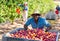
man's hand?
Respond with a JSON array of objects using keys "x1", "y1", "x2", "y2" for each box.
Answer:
[
  {"x1": 46, "y1": 27, "x2": 52, "y2": 32},
  {"x1": 43, "y1": 28, "x2": 46, "y2": 32},
  {"x1": 24, "y1": 25, "x2": 28, "y2": 30}
]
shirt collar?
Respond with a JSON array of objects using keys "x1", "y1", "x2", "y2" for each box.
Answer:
[{"x1": 32, "y1": 17, "x2": 41, "y2": 21}]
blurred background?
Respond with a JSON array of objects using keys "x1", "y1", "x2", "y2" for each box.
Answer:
[{"x1": 0, "y1": 0, "x2": 60, "y2": 41}]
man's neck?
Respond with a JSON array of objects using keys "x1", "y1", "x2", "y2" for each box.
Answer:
[{"x1": 34, "y1": 19, "x2": 38, "y2": 24}]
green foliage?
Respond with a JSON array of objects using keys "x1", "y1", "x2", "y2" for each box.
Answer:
[
  {"x1": 0, "y1": 0, "x2": 55, "y2": 23},
  {"x1": 28, "y1": 0, "x2": 55, "y2": 15},
  {"x1": 9, "y1": 13, "x2": 16, "y2": 24},
  {"x1": 0, "y1": 16, "x2": 6, "y2": 23}
]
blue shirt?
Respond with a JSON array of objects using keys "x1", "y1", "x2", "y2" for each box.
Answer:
[
  {"x1": 25, "y1": 17, "x2": 51, "y2": 29},
  {"x1": 19, "y1": 4, "x2": 28, "y2": 11},
  {"x1": 56, "y1": 6, "x2": 60, "y2": 11},
  {"x1": 24, "y1": 6, "x2": 28, "y2": 11}
]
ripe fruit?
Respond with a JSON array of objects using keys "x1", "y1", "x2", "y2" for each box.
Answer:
[{"x1": 10, "y1": 29, "x2": 57, "y2": 41}]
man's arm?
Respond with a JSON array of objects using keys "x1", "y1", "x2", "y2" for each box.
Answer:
[
  {"x1": 24, "y1": 18, "x2": 31, "y2": 30},
  {"x1": 44, "y1": 19, "x2": 52, "y2": 31},
  {"x1": 24, "y1": 25, "x2": 28, "y2": 30},
  {"x1": 18, "y1": 4, "x2": 24, "y2": 7},
  {"x1": 46, "y1": 26, "x2": 52, "y2": 31}
]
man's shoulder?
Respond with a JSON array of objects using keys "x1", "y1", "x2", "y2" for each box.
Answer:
[
  {"x1": 39, "y1": 17, "x2": 46, "y2": 20},
  {"x1": 28, "y1": 18, "x2": 33, "y2": 21}
]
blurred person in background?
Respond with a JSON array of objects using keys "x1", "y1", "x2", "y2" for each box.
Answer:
[
  {"x1": 56, "y1": 5, "x2": 60, "y2": 19},
  {"x1": 56, "y1": 5, "x2": 60, "y2": 11},
  {"x1": 45, "y1": 9, "x2": 56, "y2": 20},
  {"x1": 18, "y1": 2, "x2": 28, "y2": 22}
]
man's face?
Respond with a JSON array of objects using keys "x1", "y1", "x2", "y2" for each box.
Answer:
[
  {"x1": 24, "y1": 4, "x2": 27, "y2": 6},
  {"x1": 33, "y1": 15, "x2": 39, "y2": 20}
]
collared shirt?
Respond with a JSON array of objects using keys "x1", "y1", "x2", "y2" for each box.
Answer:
[
  {"x1": 25, "y1": 17, "x2": 51, "y2": 29},
  {"x1": 19, "y1": 4, "x2": 28, "y2": 11}
]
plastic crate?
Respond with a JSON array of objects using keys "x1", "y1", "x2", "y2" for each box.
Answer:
[{"x1": 2, "y1": 28, "x2": 59, "y2": 41}]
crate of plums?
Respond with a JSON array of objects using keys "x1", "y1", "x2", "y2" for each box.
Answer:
[{"x1": 2, "y1": 28, "x2": 59, "y2": 41}]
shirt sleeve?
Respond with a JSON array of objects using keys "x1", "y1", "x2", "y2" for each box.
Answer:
[
  {"x1": 44, "y1": 19, "x2": 51, "y2": 28},
  {"x1": 25, "y1": 19, "x2": 31, "y2": 26},
  {"x1": 18, "y1": 4, "x2": 24, "y2": 7}
]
